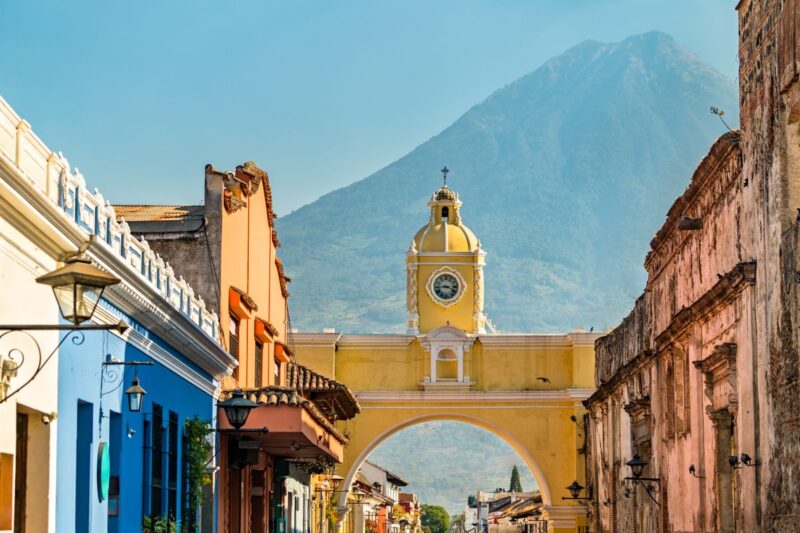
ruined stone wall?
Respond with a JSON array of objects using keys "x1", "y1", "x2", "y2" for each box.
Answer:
[
  {"x1": 738, "y1": 0, "x2": 800, "y2": 529},
  {"x1": 586, "y1": 1, "x2": 800, "y2": 530},
  {"x1": 585, "y1": 135, "x2": 758, "y2": 532}
]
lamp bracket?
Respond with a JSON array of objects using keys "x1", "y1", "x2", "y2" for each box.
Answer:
[
  {"x1": 0, "y1": 328, "x2": 86, "y2": 403},
  {"x1": 100, "y1": 357, "x2": 152, "y2": 397},
  {"x1": 623, "y1": 477, "x2": 661, "y2": 506}
]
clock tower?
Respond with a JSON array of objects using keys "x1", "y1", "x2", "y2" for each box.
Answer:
[{"x1": 406, "y1": 177, "x2": 486, "y2": 335}]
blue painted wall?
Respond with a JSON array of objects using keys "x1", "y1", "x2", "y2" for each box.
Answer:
[{"x1": 56, "y1": 300, "x2": 218, "y2": 533}]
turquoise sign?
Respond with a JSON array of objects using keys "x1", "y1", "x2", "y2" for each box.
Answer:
[{"x1": 97, "y1": 441, "x2": 110, "y2": 502}]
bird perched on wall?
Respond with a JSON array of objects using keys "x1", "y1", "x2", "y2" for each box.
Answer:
[{"x1": 537, "y1": 377, "x2": 550, "y2": 383}]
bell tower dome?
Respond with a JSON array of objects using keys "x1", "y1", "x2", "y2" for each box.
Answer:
[{"x1": 406, "y1": 170, "x2": 486, "y2": 335}]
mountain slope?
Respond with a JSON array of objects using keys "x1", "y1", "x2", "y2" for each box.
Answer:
[{"x1": 278, "y1": 31, "x2": 738, "y2": 333}]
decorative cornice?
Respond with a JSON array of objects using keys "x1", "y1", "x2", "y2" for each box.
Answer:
[
  {"x1": 646, "y1": 131, "x2": 741, "y2": 270},
  {"x1": 584, "y1": 350, "x2": 654, "y2": 408},
  {"x1": 356, "y1": 388, "x2": 594, "y2": 404},
  {"x1": 478, "y1": 332, "x2": 602, "y2": 348},
  {"x1": 88, "y1": 239, "x2": 236, "y2": 378},
  {"x1": 93, "y1": 305, "x2": 219, "y2": 395},
  {"x1": 0, "y1": 96, "x2": 222, "y2": 343},
  {"x1": 694, "y1": 342, "x2": 738, "y2": 411},
  {"x1": 275, "y1": 257, "x2": 290, "y2": 298},
  {"x1": 290, "y1": 332, "x2": 343, "y2": 346},
  {"x1": 655, "y1": 262, "x2": 755, "y2": 346},
  {"x1": 337, "y1": 334, "x2": 415, "y2": 348}
]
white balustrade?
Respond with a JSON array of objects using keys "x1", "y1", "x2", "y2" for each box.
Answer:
[{"x1": 0, "y1": 95, "x2": 220, "y2": 342}]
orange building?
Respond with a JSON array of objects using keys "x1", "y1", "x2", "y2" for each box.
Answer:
[{"x1": 117, "y1": 162, "x2": 358, "y2": 533}]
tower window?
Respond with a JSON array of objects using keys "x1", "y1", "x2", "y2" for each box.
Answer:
[{"x1": 441, "y1": 206, "x2": 449, "y2": 220}]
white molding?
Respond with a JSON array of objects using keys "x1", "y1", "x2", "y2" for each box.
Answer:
[
  {"x1": 477, "y1": 333, "x2": 602, "y2": 348},
  {"x1": 0, "y1": 96, "x2": 221, "y2": 342},
  {"x1": 355, "y1": 388, "x2": 595, "y2": 403},
  {"x1": 425, "y1": 266, "x2": 467, "y2": 308},
  {"x1": 290, "y1": 332, "x2": 342, "y2": 346},
  {"x1": 416, "y1": 251, "x2": 478, "y2": 258},
  {"x1": 87, "y1": 239, "x2": 236, "y2": 378},
  {"x1": 337, "y1": 334, "x2": 415, "y2": 347},
  {"x1": 93, "y1": 306, "x2": 219, "y2": 395}
]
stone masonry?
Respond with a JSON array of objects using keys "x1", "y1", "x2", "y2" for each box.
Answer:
[{"x1": 584, "y1": 1, "x2": 800, "y2": 531}]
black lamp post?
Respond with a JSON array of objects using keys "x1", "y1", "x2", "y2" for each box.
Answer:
[{"x1": 218, "y1": 389, "x2": 257, "y2": 430}]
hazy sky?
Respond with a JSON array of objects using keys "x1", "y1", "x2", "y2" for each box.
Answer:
[{"x1": 0, "y1": 1, "x2": 738, "y2": 214}]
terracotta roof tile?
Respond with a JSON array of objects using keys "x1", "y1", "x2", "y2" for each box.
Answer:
[
  {"x1": 114, "y1": 204, "x2": 204, "y2": 222},
  {"x1": 224, "y1": 386, "x2": 349, "y2": 443},
  {"x1": 287, "y1": 363, "x2": 361, "y2": 419}
]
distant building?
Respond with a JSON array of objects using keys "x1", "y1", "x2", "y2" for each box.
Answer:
[
  {"x1": 474, "y1": 492, "x2": 544, "y2": 533},
  {"x1": 348, "y1": 461, "x2": 418, "y2": 533}
]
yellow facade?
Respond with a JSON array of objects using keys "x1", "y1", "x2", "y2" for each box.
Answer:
[{"x1": 294, "y1": 183, "x2": 599, "y2": 532}]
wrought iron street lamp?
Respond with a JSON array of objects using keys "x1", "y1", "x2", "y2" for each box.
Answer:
[
  {"x1": 124, "y1": 374, "x2": 146, "y2": 412},
  {"x1": 627, "y1": 453, "x2": 647, "y2": 479},
  {"x1": 218, "y1": 389, "x2": 258, "y2": 430},
  {"x1": 562, "y1": 480, "x2": 592, "y2": 501},
  {"x1": 0, "y1": 252, "x2": 127, "y2": 403},
  {"x1": 35, "y1": 255, "x2": 120, "y2": 325},
  {"x1": 623, "y1": 452, "x2": 661, "y2": 505}
]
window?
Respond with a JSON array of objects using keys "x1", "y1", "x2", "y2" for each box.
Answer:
[
  {"x1": 151, "y1": 404, "x2": 164, "y2": 518},
  {"x1": 674, "y1": 348, "x2": 690, "y2": 435},
  {"x1": 181, "y1": 429, "x2": 191, "y2": 531},
  {"x1": 143, "y1": 420, "x2": 152, "y2": 513},
  {"x1": 168, "y1": 411, "x2": 179, "y2": 522},
  {"x1": 255, "y1": 341, "x2": 263, "y2": 388},
  {"x1": 441, "y1": 206, "x2": 449, "y2": 220},
  {"x1": 229, "y1": 316, "x2": 240, "y2": 379},
  {"x1": 663, "y1": 355, "x2": 675, "y2": 439},
  {"x1": 274, "y1": 357, "x2": 281, "y2": 386}
]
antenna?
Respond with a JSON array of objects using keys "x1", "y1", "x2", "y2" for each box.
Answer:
[{"x1": 710, "y1": 106, "x2": 732, "y2": 132}]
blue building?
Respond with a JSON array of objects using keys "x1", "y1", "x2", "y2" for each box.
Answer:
[{"x1": 52, "y1": 170, "x2": 234, "y2": 532}]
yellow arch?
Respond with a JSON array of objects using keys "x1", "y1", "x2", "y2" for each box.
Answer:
[{"x1": 338, "y1": 411, "x2": 553, "y2": 507}]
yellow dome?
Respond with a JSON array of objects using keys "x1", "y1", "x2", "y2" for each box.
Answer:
[
  {"x1": 413, "y1": 222, "x2": 479, "y2": 252},
  {"x1": 412, "y1": 185, "x2": 480, "y2": 253}
]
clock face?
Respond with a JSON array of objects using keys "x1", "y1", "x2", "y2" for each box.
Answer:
[{"x1": 433, "y1": 273, "x2": 460, "y2": 301}]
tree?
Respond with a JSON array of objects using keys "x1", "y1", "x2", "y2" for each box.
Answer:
[
  {"x1": 421, "y1": 504, "x2": 450, "y2": 533},
  {"x1": 508, "y1": 465, "x2": 523, "y2": 493},
  {"x1": 467, "y1": 495, "x2": 477, "y2": 508}
]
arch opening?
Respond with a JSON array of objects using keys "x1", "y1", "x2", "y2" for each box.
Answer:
[{"x1": 338, "y1": 413, "x2": 553, "y2": 510}]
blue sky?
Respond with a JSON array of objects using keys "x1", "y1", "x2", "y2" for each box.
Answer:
[{"x1": 0, "y1": 1, "x2": 738, "y2": 214}]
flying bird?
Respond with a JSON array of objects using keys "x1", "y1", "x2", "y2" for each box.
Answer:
[{"x1": 537, "y1": 377, "x2": 551, "y2": 383}]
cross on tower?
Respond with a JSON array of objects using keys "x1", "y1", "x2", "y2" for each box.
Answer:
[{"x1": 441, "y1": 166, "x2": 449, "y2": 187}]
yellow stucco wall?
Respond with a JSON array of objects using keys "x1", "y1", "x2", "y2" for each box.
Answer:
[
  {"x1": 415, "y1": 257, "x2": 476, "y2": 334},
  {"x1": 292, "y1": 332, "x2": 598, "y2": 532}
]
